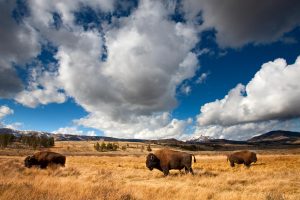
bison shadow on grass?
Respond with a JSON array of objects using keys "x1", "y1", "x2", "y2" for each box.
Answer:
[
  {"x1": 24, "y1": 151, "x2": 66, "y2": 169},
  {"x1": 146, "y1": 149, "x2": 196, "y2": 176}
]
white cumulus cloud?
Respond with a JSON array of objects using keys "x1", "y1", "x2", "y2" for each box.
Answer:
[
  {"x1": 53, "y1": 126, "x2": 96, "y2": 136},
  {"x1": 0, "y1": 105, "x2": 14, "y2": 119},
  {"x1": 196, "y1": 72, "x2": 209, "y2": 84},
  {"x1": 15, "y1": 63, "x2": 66, "y2": 108},
  {"x1": 198, "y1": 56, "x2": 300, "y2": 127},
  {"x1": 5, "y1": 0, "x2": 200, "y2": 138},
  {"x1": 6, "y1": 0, "x2": 300, "y2": 140},
  {"x1": 76, "y1": 112, "x2": 191, "y2": 139},
  {"x1": 52, "y1": 0, "x2": 199, "y2": 138}
]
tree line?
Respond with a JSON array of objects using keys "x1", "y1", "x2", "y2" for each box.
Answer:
[
  {"x1": 94, "y1": 141, "x2": 152, "y2": 152},
  {"x1": 0, "y1": 133, "x2": 15, "y2": 148},
  {"x1": 0, "y1": 133, "x2": 55, "y2": 149}
]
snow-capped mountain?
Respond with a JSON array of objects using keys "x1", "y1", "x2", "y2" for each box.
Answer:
[
  {"x1": 0, "y1": 128, "x2": 52, "y2": 138},
  {"x1": 187, "y1": 135, "x2": 215, "y2": 143}
]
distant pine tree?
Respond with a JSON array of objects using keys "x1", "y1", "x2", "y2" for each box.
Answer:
[
  {"x1": 113, "y1": 143, "x2": 119, "y2": 151},
  {"x1": 107, "y1": 142, "x2": 113, "y2": 150},
  {"x1": 94, "y1": 142, "x2": 100, "y2": 151},
  {"x1": 100, "y1": 142, "x2": 106, "y2": 151}
]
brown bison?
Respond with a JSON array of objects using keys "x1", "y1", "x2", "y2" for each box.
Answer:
[
  {"x1": 146, "y1": 149, "x2": 196, "y2": 176},
  {"x1": 24, "y1": 151, "x2": 66, "y2": 169},
  {"x1": 227, "y1": 150, "x2": 257, "y2": 167}
]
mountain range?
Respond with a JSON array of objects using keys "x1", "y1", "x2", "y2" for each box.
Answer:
[{"x1": 0, "y1": 128, "x2": 299, "y2": 149}]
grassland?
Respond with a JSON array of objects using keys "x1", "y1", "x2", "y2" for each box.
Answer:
[{"x1": 0, "y1": 141, "x2": 299, "y2": 200}]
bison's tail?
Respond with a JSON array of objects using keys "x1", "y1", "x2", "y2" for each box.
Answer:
[{"x1": 192, "y1": 155, "x2": 196, "y2": 163}]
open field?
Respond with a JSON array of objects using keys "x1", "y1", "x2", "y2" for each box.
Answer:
[{"x1": 0, "y1": 142, "x2": 300, "y2": 200}]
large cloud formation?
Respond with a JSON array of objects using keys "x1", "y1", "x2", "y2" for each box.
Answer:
[
  {"x1": 63, "y1": 1, "x2": 198, "y2": 118},
  {"x1": 56, "y1": 0, "x2": 198, "y2": 138},
  {"x1": 198, "y1": 57, "x2": 300, "y2": 126},
  {"x1": 182, "y1": 0, "x2": 300, "y2": 47},
  {"x1": 1, "y1": 0, "x2": 300, "y2": 139},
  {"x1": 0, "y1": 0, "x2": 40, "y2": 98},
  {"x1": 10, "y1": 0, "x2": 198, "y2": 138}
]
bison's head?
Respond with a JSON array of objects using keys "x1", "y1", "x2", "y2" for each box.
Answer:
[
  {"x1": 146, "y1": 153, "x2": 160, "y2": 171},
  {"x1": 24, "y1": 156, "x2": 38, "y2": 168}
]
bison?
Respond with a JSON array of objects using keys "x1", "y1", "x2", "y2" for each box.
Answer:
[
  {"x1": 24, "y1": 151, "x2": 66, "y2": 169},
  {"x1": 146, "y1": 149, "x2": 196, "y2": 176},
  {"x1": 227, "y1": 150, "x2": 257, "y2": 167}
]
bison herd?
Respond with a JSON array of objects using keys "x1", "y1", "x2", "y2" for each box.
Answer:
[{"x1": 24, "y1": 149, "x2": 257, "y2": 176}]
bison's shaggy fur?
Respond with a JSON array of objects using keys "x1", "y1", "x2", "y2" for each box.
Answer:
[
  {"x1": 227, "y1": 150, "x2": 257, "y2": 167},
  {"x1": 146, "y1": 149, "x2": 196, "y2": 176},
  {"x1": 24, "y1": 151, "x2": 66, "y2": 169}
]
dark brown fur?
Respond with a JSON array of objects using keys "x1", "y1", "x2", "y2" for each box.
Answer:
[
  {"x1": 146, "y1": 149, "x2": 196, "y2": 176},
  {"x1": 227, "y1": 150, "x2": 257, "y2": 168},
  {"x1": 24, "y1": 151, "x2": 66, "y2": 169}
]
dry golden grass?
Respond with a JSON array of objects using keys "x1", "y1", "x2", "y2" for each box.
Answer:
[{"x1": 0, "y1": 143, "x2": 299, "y2": 200}]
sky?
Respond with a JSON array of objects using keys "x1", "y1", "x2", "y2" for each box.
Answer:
[{"x1": 1, "y1": 0, "x2": 300, "y2": 140}]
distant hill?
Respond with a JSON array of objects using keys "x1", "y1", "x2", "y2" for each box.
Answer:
[
  {"x1": 1, "y1": 128, "x2": 299, "y2": 150},
  {"x1": 154, "y1": 138, "x2": 183, "y2": 145},
  {"x1": 0, "y1": 128, "x2": 52, "y2": 138},
  {"x1": 0, "y1": 128, "x2": 145, "y2": 142},
  {"x1": 247, "y1": 130, "x2": 300, "y2": 144},
  {"x1": 52, "y1": 133, "x2": 146, "y2": 142},
  {"x1": 182, "y1": 130, "x2": 300, "y2": 151},
  {"x1": 187, "y1": 137, "x2": 247, "y2": 145},
  {"x1": 188, "y1": 135, "x2": 215, "y2": 143}
]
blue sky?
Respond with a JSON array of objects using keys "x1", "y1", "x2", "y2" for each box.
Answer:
[{"x1": 1, "y1": 0, "x2": 300, "y2": 140}]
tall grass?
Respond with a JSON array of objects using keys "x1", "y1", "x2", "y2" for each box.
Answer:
[{"x1": 0, "y1": 151, "x2": 299, "y2": 200}]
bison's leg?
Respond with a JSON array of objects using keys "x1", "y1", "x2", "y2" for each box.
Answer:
[
  {"x1": 184, "y1": 166, "x2": 194, "y2": 175},
  {"x1": 40, "y1": 161, "x2": 48, "y2": 169},
  {"x1": 184, "y1": 167, "x2": 189, "y2": 174},
  {"x1": 244, "y1": 162, "x2": 251, "y2": 168},
  {"x1": 189, "y1": 168, "x2": 194, "y2": 175},
  {"x1": 162, "y1": 167, "x2": 169, "y2": 176},
  {"x1": 230, "y1": 161, "x2": 235, "y2": 167}
]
